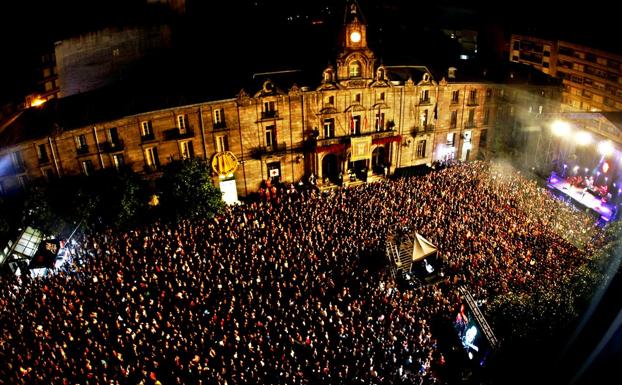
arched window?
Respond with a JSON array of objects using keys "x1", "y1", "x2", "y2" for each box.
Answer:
[
  {"x1": 349, "y1": 61, "x2": 361, "y2": 78},
  {"x1": 324, "y1": 71, "x2": 332, "y2": 82}
]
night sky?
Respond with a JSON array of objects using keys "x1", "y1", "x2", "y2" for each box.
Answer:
[{"x1": 0, "y1": 0, "x2": 617, "y2": 104}]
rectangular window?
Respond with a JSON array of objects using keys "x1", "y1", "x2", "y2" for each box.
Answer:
[
  {"x1": 323, "y1": 118, "x2": 335, "y2": 138},
  {"x1": 177, "y1": 114, "x2": 188, "y2": 134},
  {"x1": 81, "y1": 160, "x2": 94, "y2": 176},
  {"x1": 141, "y1": 121, "x2": 153, "y2": 137},
  {"x1": 379, "y1": 92, "x2": 385, "y2": 101},
  {"x1": 352, "y1": 116, "x2": 361, "y2": 135},
  {"x1": 327, "y1": 96, "x2": 335, "y2": 105},
  {"x1": 37, "y1": 144, "x2": 49, "y2": 163},
  {"x1": 216, "y1": 135, "x2": 229, "y2": 152},
  {"x1": 467, "y1": 109, "x2": 475, "y2": 126},
  {"x1": 421, "y1": 89, "x2": 430, "y2": 103},
  {"x1": 450, "y1": 111, "x2": 458, "y2": 128},
  {"x1": 75, "y1": 134, "x2": 87, "y2": 148},
  {"x1": 144, "y1": 147, "x2": 160, "y2": 170},
  {"x1": 416, "y1": 140, "x2": 426, "y2": 158},
  {"x1": 265, "y1": 125, "x2": 277, "y2": 148},
  {"x1": 108, "y1": 127, "x2": 120, "y2": 144},
  {"x1": 214, "y1": 108, "x2": 225, "y2": 124},
  {"x1": 112, "y1": 154, "x2": 124, "y2": 170},
  {"x1": 451, "y1": 90, "x2": 459, "y2": 103},
  {"x1": 483, "y1": 108, "x2": 490, "y2": 125},
  {"x1": 420, "y1": 110, "x2": 428, "y2": 128},
  {"x1": 11, "y1": 151, "x2": 25, "y2": 170},
  {"x1": 43, "y1": 168, "x2": 55, "y2": 180},
  {"x1": 180, "y1": 141, "x2": 194, "y2": 160},
  {"x1": 447, "y1": 133, "x2": 455, "y2": 146},
  {"x1": 18, "y1": 175, "x2": 28, "y2": 189},
  {"x1": 263, "y1": 101, "x2": 277, "y2": 118},
  {"x1": 375, "y1": 112, "x2": 385, "y2": 131},
  {"x1": 512, "y1": 41, "x2": 519, "y2": 50},
  {"x1": 463, "y1": 131, "x2": 472, "y2": 143},
  {"x1": 468, "y1": 89, "x2": 478, "y2": 104},
  {"x1": 355, "y1": 93, "x2": 361, "y2": 103},
  {"x1": 485, "y1": 88, "x2": 492, "y2": 101}
]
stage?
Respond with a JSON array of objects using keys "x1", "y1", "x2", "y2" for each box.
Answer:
[{"x1": 547, "y1": 174, "x2": 614, "y2": 222}]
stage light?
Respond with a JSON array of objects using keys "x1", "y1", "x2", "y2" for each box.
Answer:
[
  {"x1": 551, "y1": 120, "x2": 571, "y2": 137},
  {"x1": 574, "y1": 131, "x2": 592, "y2": 145},
  {"x1": 598, "y1": 140, "x2": 614, "y2": 156},
  {"x1": 603, "y1": 162, "x2": 609, "y2": 174},
  {"x1": 585, "y1": 168, "x2": 589, "y2": 173}
]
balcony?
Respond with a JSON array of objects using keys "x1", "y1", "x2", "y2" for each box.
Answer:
[
  {"x1": 411, "y1": 125, "x2": 435, "y2": 136},
  {"x1": 213, "y1": 121, "x2": 227, "y2": 130},
  {"x1": 76, "y1": 145, "x2": 89, "y2": 155},
  {"x1": 141, "y1": 133, "x2": 156, "y2": 142},
  {"x1": 251, "y1": 142, "x2": 287, "y2": 159},
  {"x1": 450, "y1": 98, "x2": 460, "y2": 105},
  {"x1": 467, "y1": 98, "x2": 479, "y2": 106},
  {"x1": 419, "y1": 98, "x2": 432, "y2": 105},
  {"x1": 465, "y1": 122, "x2": 476, "y2": 129},
  {"x1": 261, "y1": 110, "x2": 279, "y2": 120},
  {"x1": 163, "y1": 128, "x2": 194, "y2": 141},
  {"x1": 101, "y1": 140, "x2": 125, "y2": 153}
]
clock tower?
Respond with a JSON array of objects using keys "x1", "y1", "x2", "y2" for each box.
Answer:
[{"x1": 336, "y1": 0, "x2": 376, "y2": 84}]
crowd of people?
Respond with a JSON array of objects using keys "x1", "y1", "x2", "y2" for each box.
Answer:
[{"x1": 0, "y1": 161, "x2": 607, "y2": 385}]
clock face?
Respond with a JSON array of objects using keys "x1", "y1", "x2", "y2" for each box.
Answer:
[{"x1": 350, "y1": 31, "x2": 361, "y2": 43}]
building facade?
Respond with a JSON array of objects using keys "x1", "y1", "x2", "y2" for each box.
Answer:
[
  {"x1": 510, "y1": 34, "x2": 622, "y2": 112},
  {"x1": 1, "y1": 3, "x2": 561, "y2": 199}
]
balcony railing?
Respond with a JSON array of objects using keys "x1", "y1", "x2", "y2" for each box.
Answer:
[
  {"x1": 213, "y1": 121, "x2": 227, "y2": 130},
  {"x1": 450, "y1": 98, "x2": 460, "y2": 104},
  {"x1": 141, "y1": 133, "x2": 156, "y2": 142},
  {"x1": 411, "y1": 125, "x2": 435, "y2": 136},
  {"x1": 261, "y1": 110, "x2": 279, "y2": 120},
  {"x1": 76, "y1": 145, "x2": 89, "y2": 155},
  {"x1": 251, "y1": 142, "x2": 287, "y2": 159},
  {"x1": 467, "y1": 98, "x2": 479, "y2": 106},
  {"x1": 101, "y1": 140, "x2": 125, "y2": 153},
  {"x1": 163, "y1": 128, "x2": 194, "y2": 141},
  {"x1": 419, "y1": 98, "x2": 432, "y2": 105},
  {"x1": 465, "y1": 122, "x2": 476, "y2": 129}
]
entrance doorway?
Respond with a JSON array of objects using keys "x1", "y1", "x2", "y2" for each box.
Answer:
[
  {"x1": 267, "y1": 161, "x2": 281, "y2": 184},
  {"x1": 371, "y1": 146, "x2": 386, "y2": 174},
  {"x1": 321, "y1": 153, "x2": 339, "y2": 184}
]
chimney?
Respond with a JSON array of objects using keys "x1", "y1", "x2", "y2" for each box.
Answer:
[{"x1": 448, "y1": 67, "x2": 457, "y2": 79}]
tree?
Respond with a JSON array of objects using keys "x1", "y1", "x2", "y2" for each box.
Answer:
[{"x1": 159, "y1": 158, "x2": 223, "y2": 220}]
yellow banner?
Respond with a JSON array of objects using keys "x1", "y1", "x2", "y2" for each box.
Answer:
[{"x1": 350, "y1": 136, "x2": 371, "y2": 162}]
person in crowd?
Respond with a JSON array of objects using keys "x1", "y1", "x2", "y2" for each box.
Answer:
[{"x1": 0, "y1": 161, "x2": 603, "y2": 385}]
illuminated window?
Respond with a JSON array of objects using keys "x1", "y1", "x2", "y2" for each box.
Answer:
[
  {"x1": 112, "y1": 154, "x2": 124, "y2": 170},
  {"x1": 416, "y1": 140, "x2": 427, "y2": 158},
  {"x1": 141, "y1": 121, "x2": 153, "y2": 137},
  {"x1": 81, "y1": 160, "x2": 94, "y2": 176},
  {"x1": 216, "y1": 136, "x2": 229, "y2": 152},
  {"x1": 177, "y1": 114, "x2": 188, "y2": 134},
  {"x1": 144, "y1": 147, "x2": 160, "y2": 170},
  {"x1": 323, "y1": 118, "x2": 335, "y2": 138},
  {"x1": 180, "y1": 141, "x2": 194, "y2": 160},
  {"x1": 349, "y1": 61, "x2": 361, "y2": 78},
  {"x1": 266, "y1": 125, "x2": 277, "y2": 148},
  {"x1": 214, "y1": 109, "x2": 225, "y2": 124}
]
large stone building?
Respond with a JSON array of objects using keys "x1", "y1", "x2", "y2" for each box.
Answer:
[
  {"x1": 0, "y1": 2, "x2": 561, "y2": 199},
  {"x1": 510, "y1": 34, "x2": 622, "y2": 112}
]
